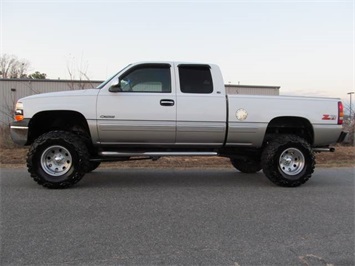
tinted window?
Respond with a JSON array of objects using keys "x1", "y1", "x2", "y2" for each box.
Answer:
[
  {"x1": 179, "y1": 65, "x2": 213, "y2": 94},
  {"x1": 120, "y1": 65, "x2": 171, "y2": 93}
]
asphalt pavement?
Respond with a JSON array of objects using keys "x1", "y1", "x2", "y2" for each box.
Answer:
[{"x1": 1, "y1": 167, "x2": 354, "y2": 265}]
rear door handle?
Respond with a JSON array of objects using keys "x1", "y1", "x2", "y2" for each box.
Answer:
[{"x1": 160, "y1": 99, "x2": 175, "y2": 106}]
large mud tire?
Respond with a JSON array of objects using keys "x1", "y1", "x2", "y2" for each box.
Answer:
[
  {"x1": 261, "y1": 135, "x2": 315, "y2": 187},
  {"x1": 27, "y1": 131, "x2": 90, "y2": 189},
  {"x1": 230, "y1": 158, "x2": 262, "y2": 173}
]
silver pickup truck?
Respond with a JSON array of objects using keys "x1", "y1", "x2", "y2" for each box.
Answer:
[{"x1": 10, "y1": 61, "x2": 347, "y2": 188}]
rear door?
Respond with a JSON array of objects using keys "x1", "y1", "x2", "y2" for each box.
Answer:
[
  {"x1": 175, "y1": 64, "x2": 227, "y2": 146},
  {"x1": 97, "y1": 63, "x2": 176, "y2": 145}
]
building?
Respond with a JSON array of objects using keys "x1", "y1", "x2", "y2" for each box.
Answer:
[
  {"x1": 0, "y1": 79, "x2": 280, "y2": 126},
  {"x1": 225, "y1": 84, "x2": 280, "y2": 96},
  {"x1": 0, "y1": 79, "x2": 102, "y2": 126}
]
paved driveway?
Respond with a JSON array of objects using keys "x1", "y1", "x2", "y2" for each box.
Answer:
[{"x1": 1, "y1": 167, "x2": 354, "y2": 265}]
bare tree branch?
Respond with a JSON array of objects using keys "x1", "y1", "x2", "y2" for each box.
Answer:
[
  {"x1": 66, "y1": 54, "x2": 92, "y2": 90},
  {"x1": 0, "y1": 54, "x2": 31, "y2": 78}
]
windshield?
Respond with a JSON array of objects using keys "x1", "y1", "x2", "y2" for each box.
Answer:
[{"x1": 96, "y1": 64, "x2": 132, "y2": 89}]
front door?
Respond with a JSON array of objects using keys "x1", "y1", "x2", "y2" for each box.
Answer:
[{"x1": 97, "y1": 64, "x2": 176, "y2": 146}]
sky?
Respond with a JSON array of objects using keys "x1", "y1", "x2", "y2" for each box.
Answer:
[{"x1": 1, "y1": 0, "x2": 354, "y2": 103}]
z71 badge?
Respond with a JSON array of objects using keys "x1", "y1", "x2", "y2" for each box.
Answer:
[{"x1": 322, "y1": 114, "x2": 336, "y2": 120}]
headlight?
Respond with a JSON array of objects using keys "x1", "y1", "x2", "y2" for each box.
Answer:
[{"x1": 15, "y1": 102, "x2": 24, "y2": 121}]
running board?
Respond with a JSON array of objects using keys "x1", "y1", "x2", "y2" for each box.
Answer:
[{"x1": 99, "y1": 151, "x2": 218, "y2": 157}]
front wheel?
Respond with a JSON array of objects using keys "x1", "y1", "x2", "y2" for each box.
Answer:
[
  {"x1": 27, "y1": 131, "x2": 90, "y2": 189},
  {"x1": 261, "y1": 135, "x2": 315, "y2": 187}
]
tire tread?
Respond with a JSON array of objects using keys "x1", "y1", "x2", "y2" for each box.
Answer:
[
  {"x1": 261, "y1": 135, "x2": 315, "y2": 187},
  {"x1": 27, "y1": 131, "x2": 90, "y2": 189}
]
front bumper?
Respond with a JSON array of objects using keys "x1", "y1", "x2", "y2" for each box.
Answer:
[{"x1": 10, "y1": 119, "x2": 30, "y2": 146}]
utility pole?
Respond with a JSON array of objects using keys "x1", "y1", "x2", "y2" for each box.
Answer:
[
  {"x1": 347, "y1": 92, "x2": 355, "y2": 146},
  {"x1": 348, "y1": 92, "x2": 354, "y2": 121}
]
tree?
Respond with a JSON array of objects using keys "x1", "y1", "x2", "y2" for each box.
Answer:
[
  {"x1": 0, "y1": 54, "x2": 30, "y2": 78},
  {"x1": 344, "y1": 102, "x2": 355, "y2": 146},
  {"x1": 66, "y1": 55, "x2": 94, "y2": 90},
  {"x1": 28, "y1": 71, "x2": 47, "y2": 79}
]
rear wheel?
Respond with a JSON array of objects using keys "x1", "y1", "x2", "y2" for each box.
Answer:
[
  {"x1": 230, "y1": 158, "x2": 262, "y2": 173},
  {"x1": 27, "y1": 131, "x2": 90, "y2": 189},
  {"x1": 261, "y1": 135, "x2": 315, "y2": 187}
]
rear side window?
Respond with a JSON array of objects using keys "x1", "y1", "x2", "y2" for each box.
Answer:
[{"x1": 178, "y1": 65, "x2": 213, "y2": 94}]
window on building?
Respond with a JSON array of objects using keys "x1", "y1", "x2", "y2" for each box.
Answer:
[
  {"x1": 178, "y1": 65, "x2": 213, "y2": 94},
  {"x1": 120, "y1": 64, "x2": 171, "y2": 93}
]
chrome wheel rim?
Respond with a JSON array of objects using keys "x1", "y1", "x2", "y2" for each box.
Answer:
[
  {"x1": 279, "y1": 148, "x2": 305, "y2": 176},
  {"x1": 41, "y1": 145, "x2": 72, "y2": 176}
]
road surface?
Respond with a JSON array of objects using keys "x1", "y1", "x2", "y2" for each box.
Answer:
[{"x1": 1, "y1": 167, "x2": 354, "y2": 265}]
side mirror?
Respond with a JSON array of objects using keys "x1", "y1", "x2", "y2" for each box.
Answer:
[{"x1": 109, "y1": 78, "x2": 121, "y2": 92}]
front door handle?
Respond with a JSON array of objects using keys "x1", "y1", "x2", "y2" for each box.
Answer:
[{"x1": 160, "y1": 99, "x2": 175, "y2": 106}]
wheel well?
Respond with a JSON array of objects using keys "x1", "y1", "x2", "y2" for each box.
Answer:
[
  {"x1": 264, "y1": 117, "x2": 314, "y2": 144},
  {"x1": 28, "y1": 111, "x2": 91, "y2": 145}
]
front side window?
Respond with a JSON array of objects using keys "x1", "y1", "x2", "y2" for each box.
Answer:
[
  {"x1": 179, "y1": 65, "x2": 213, "y2": 94},
  {"x1": 120, "y1": 65, "x2": 171, "y2": 93}
]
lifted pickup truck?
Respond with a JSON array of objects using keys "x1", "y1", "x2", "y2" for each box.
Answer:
[{"x1": 10, "y1": 61, "x2": 346, "y2": 188}]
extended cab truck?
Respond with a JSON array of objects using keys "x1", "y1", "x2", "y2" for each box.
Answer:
[{"x1": 10, "y1": 62, "x2": 346, "y2": 188}]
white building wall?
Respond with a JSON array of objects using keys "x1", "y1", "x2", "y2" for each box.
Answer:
[{"x1": 225, "y1": 85, "x2": 280, "y2": 96}]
